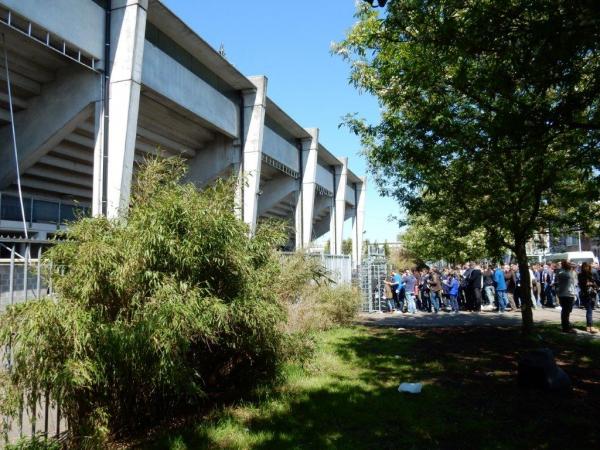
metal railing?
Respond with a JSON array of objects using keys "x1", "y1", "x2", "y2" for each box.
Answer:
[
  {"x1": 0, "y1": 236, "x2": 64, "y2": 445},
  {"x1": 280, "y1": 252, "x2": 353, "y2": 285}
]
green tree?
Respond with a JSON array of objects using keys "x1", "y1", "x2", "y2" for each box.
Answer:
[
  {"x1": 383, "y1": 240, "x2": 390, "y2": 258},
  {"x1": 336, "y1": 0, "x2": 600, "y2": 332},
  {"x1": 342, "y1": 238, "x2": 353, "y2": 255},
  {"x1": 401, "y1": 214, "x2": 492, "y2": 265}
]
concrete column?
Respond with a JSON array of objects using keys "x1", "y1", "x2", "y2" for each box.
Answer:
[
  {"x1": 352, "y1": 178, "x2": 366, "y2": 268},
  {"x1": 295, "y1": 128, "x2": 318, "y2": 249},
  {"x1": 105, "y1": 0, "x2": 147, "y2": 218},
  {"x1": 92, "y1": 101, "x2": 104, "y2": 216},
  {"x1": 329, "y1": 158, "x2": 348, "y2": 255},
  {"x1": 241, "y1": 76, "x2": 268, "y2": 234}
]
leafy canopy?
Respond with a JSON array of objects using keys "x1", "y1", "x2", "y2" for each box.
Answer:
[
  {"x1": 335, "y1": 0, "x2": 600, "y2": 255},
  {"x1": 335, "y1": 0, "x2": 600, "y2": 330}
]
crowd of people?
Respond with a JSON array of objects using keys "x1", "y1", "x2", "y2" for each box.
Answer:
[{"x1": 383, "y1": 260, "x2": 600, "y2": 333}]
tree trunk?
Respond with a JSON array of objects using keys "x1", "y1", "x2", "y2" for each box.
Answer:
[{"x1": 515, "y1": 240, "x2": 534, "y2": 334}]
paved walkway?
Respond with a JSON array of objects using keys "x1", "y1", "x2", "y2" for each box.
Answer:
[{"x1": 359, "y1": 307, "x2": 592, "y2": 329}]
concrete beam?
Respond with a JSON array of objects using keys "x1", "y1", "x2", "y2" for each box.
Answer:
[
  {"x1": 257, "y1": 175, "x2": 297, "y2": 217},
  {"x1": 345, "y1": 184, "x2": 356, "y2": 206},
  {"x1": 26, "y1": 166, "x2": 92, "y2": 188},
  {"x1": 313, "y1": 194, "x2": 332, "y2": 219},
  {"x1": 0, "y1": 0, "x2": 105, "y2": 61},
  {"x1": 20, "y1": 176, "x2": 91, "y2": 199},
  {"x1": 52, "y1": 144, "x2": 94, "y2": 164},
  {"x1": 0, "y1": 92, "x2": 28, "y2": 109},
  {"x1": 103, "y1": 0, "x2": 147, "y2": 217},
  {"x1": 142, "y1": 41, "x2": 238, "y2": 138},
  {"x1": 185, "y1": 134, "x2": 237, "y2": 188},
  {"x1": 241, "y1": 76, "x2": 267, "y2": 234},
  {"x1": 134, "y1": 138, "x2": 177, "y2": 158},
  {"x1": 137, "y1": 126, "x2": 196, "y2": 157},
  {"x1": 313, "y1": 212, "x2": 332, "y2": 241},
  {"x1": 64, "y1": 132, "x2": 95, "y2": 149},
  {"x1": 0, "y1": 65, "x2": 41, "y2": 95},
  {"x1": 262, "y1": 126, "x2": 299, "y2": 173},
  {"x1": 139, "y1": 92, "x2": 214, "y2": 144},
  {"x1": 352, "y1": 178, "x2": 366, "y2": 268},
  {"x1": 330, "y1": 158, "x2": 347, "y2": 255},
  {"x1": 315, "y1": 163, "x2": 334, "y2": 193},
  {"x1": 0, "y1": 69, "x2": 99, "y2": 189},
  {"x1": 295, "y1": 128, "x2": 318, "y2": 249},
  {"x1": 39, "y1": 155, "x2": 94, "y2": 175}
]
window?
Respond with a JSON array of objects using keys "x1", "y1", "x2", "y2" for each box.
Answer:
[
  {"x1": 1, "y1": 195, "x2": 31, "y2": 221},
  {"x1": 33, "y1": 200, "x2": 59, "y2": 223}
]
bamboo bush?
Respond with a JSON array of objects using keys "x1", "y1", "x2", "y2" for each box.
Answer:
[{"x1": 0, "y1": 158, "x2": 288, "y2": 447}]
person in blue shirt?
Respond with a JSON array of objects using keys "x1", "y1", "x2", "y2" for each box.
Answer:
[
  {"x1": 444, "y1": 272, "x2": 460, "y2": 313},
  {"x1": 403, "y1": 270, "x2": 418, "y2": 314},
  {"x1": 386, "y1": 271, "x2": 403, "y2": 312},
  {"x1": 494, "y1": 263, "x2": 508, "y2": 312}
]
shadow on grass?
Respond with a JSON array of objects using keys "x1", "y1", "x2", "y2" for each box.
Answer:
[{"x1": 145, "y1": 326, "x2": 600, "y2": 450}]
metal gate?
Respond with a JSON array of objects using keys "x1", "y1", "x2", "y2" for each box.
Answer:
[{"x1": 359, "y1": 245, "x2": 389, "y2": 312}]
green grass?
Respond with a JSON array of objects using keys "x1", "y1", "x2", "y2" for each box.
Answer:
[{"x1": 143, "y1": 325, "x2": 600, "y2": 450}]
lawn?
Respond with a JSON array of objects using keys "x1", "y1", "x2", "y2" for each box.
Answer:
[{"x1": 142, "y1": 325, "x2": 600, "y2": 450}]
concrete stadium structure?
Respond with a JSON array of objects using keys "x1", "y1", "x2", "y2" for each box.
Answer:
[{"x1": 0, "y1": 0, "x2": 365, "y2": 266}]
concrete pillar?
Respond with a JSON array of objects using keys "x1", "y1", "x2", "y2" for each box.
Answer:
[
  {"x1": 329, "y1": 158, "x2": 347, "y2": 255},
  {"x1": 92, "y1": 101, "x2": 104, "y2": 216},
  {"x1": 105, "y1": 0, "x2": 147, "y2": 218},
  {"x1": 295, "y1": 128, "x2": 318, "y2": 249},
  {"x1": 352, "y1": 178, "x2": 366, "y2": 268},
  {"x1": 241, "y1": 76, "x2": 268, "y2": 234}
]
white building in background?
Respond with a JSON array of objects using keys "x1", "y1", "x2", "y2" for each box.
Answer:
[{"x1": 0, "y1": 0, "x2": 365, "y2": 266}]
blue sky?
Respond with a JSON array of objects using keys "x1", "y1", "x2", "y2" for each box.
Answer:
[{"x1": 162, "y1": 0, "x2": 402, "y2": 243}]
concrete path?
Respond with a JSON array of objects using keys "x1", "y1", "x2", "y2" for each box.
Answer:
[{"x1": 359, "y1": 307, "x2": 592, "y2": 329}]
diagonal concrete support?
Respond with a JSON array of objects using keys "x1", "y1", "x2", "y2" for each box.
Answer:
[
  {"x1": 241, "y1": 76, "x2": 267, "y2": 234},
  {"x1": 257, "y1": 175, "x2": 298, "y2": 217},
  {"x1": 329, "y1": 158, "x2": 348, "y2": 255},
  {"x1": 352, "y1": 178, "x2": 366, "y2": 268},
  {"x1": 295, "y1": 128, "x2": 318, "y2": 249},
  {"x1": 313, "y1": 210, "x2": 332, "y2": 240},
  {"x1": 185, "y1": 134, "x2": 238, "y2": 188},
  {"x1": 0, "y1": 69, "x2": 99, "y2": 189},
  {"x1": 103, "y1": 0, "x2": 148, "y2": 218}
]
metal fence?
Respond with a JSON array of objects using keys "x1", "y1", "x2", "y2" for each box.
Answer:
[
  {"x1": 280, "y1": 252, "x2": 353, "y2": 285},
  {"x1": 0, "y1": 236, "x2": 65, "y2": 445},
  {"x1": 358, "y1": 246, "x2": 389, "y2": 312}
]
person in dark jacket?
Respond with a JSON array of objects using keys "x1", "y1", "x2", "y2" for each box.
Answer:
[
  {"x1": 462, "y1": 264, "x2": 473, "y2": 310},
  {"x1": 428, "y1": 268, "x2": 443, "y2": 313},
  {"x1": 483, "y1": 265, "x2": 496, "y2": 309},
  {"x1": 469, "y1": 263, "x2": 483, "y2": 312},
  {"x1": 578, "y1": 262, "x2": 598, "y2": 334}
]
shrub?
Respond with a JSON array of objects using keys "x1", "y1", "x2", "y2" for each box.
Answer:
[
  {"x1": 0, "y1": 158, "x2": 288, "y2": 447},
  {"x1": 5, "y1": 436, "x2": 61, "y2": 450},
  {"x1": 278, "y1": 253, "x2": 361, "y2": 334}
]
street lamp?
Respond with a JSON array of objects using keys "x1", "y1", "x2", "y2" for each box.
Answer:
[{"x1": 363, "y1": 0, "x2": 388, "y2": 7}]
